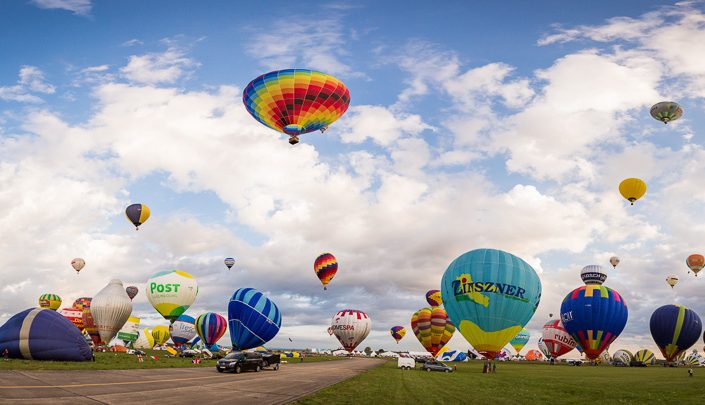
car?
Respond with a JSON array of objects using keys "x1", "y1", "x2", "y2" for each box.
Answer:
[
  {"x1": 216, "y1": 351, "x2": 281, "y2": 373},
  {"x1": 421, "y1": 360, "x2": 453, "y2": 373},
  {"x1": 567, "y1": 359, "x2": 584, "y2": 366},
  {"x1": 398, "y1": 357, "x2": 415, "y2": 370}
]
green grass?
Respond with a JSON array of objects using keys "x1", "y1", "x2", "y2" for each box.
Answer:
[
  {"x1": 298, "y1": 360, "x2": 704, "y2": 404},
  {"x1": 0, "y1": 352, "x2": 343, "y2": 370}
]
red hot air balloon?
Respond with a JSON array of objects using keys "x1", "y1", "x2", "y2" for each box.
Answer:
[
  {"x1": 686, "y1": 254, "x2": 705, "y2": 276},
  {"x1": 541, "y1": 319, "x2": 577, "y2": 359}
]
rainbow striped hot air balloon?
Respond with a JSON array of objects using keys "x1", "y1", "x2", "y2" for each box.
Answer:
[
  {"x1": 195, "y1": 312, "x2": 227, "y2": 347},
  {"x1": 228, "y1": 288, "x2": 281, "y2": 350},
  {"x1": 410, "y1": 307, "x2": 455, "y2": 356},
  {"x1": 560, "y1": 285, "x2": 628, "y2": 360},
  {"x1": 243, "y1": 69, "x2": 351, "y2": 145},
  {"x1": 390, "y1": 326, "x2": 406, "y2": 344},
  {"x1": 314, "y1": 253, "x2": 338, "y2": 290},
  {"x1": 38, "y1": 294, "x2": 62, "y2": 311},
  {"x1": 441, "y1": 249, "x2": 542, "y2": 359}
]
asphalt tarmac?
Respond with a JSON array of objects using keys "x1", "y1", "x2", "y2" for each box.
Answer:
[{"x1": 0, "y1": 357, "x2": 384, "y2": 404}]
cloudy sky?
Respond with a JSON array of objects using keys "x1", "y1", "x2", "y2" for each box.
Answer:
[{"x1": 1, "y1": 0, "x2": 705, "y2": 358}]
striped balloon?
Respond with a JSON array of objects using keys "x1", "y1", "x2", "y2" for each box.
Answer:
[
  {"x1": 195, "y1": 312, "x2": 227, "y2": 346},
  {"x1": 650, "y1": 304, "x2": 702, "y2": 362},
  {"x1": 243, "y1": 69, "x2": 350, "y2": 145},
  {"x1": 314, "y1": 253, "x2": 338, "y2": 290},
  {"x1": 228, "y1": 288, "x2": 281, "y2": 350},
  {"x1": 634, "y1": 348, "x2": 656, "y2": 365},
  {"x1": 38, "y1": 294, "x2": 62, "y2": 311},
  {"x1": 411, "y1": 307, "x2": 455, "y2": 356}
]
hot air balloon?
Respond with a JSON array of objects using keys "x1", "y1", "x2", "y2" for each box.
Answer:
[
  {"x1": 619, "y1": 178, "x2": 647, "y2": 205},
  {"x1": 224, "y1": 257, "x2": 235, "y2": 270},
  {"x1": 650, "y1": 304, "x2": 702, "y2": 363},
  {"x1": 38, "y1": 294, "x2": 62, "y2": 311},
  {"x1": 79, "y1": 299, "x2": 100, "y2": 346},
  {"x1": 686, "y1": 254, "x2": 704, "y2": 276},
  {"x1": 575, "y1": 343, "x2": 583, "y2": 355},
  {"x1": 595, "y1": 349, "x2": 611, "y2": 364},
  {"x1": 90, "y1": 279, "x2": 133, "y2": 345},
  {"x1": 666, "y1": 275, "x2": 679, "y2": 288},
  {"x1": 634, "y1": 349, "x2": 655, "y2": 365},
  {"x1": 71, "y1": 258, "x2": 85, "y2": 274},
  {"x1": 170, "y1": 314, "x2": 197, "y2": 347},
  {"x1": 151, "y1": 325, "x2": 170, "y2": 346},
  {"x1": 146, "y1": 270, "x2": 198, "y2": 323},
  {"x1": 390, "y1": 326, "x2": 406, "y2": 343},
  {"x1": 541, "y1": 319, "x2": 577, "y2": 359},
  {"x1": 125, "y1": 203, "x2": 150, "y2": 230},
  {"x1": 537, "y1": 337, "x2": 551, "y2": 359},
  {"x1": 410, "y1": 307, "x2": 455, "y2": 356},
  {"x1": 686, "y1": 352, "x2": 704, "y2": 366},
  {"x1": 650, "y1": 101, "x2": 683, "y2": 124},
  {"x1": 580, "y1": 265, "x2": 607, "y2": 285},
  {"x1": 195, "y1": 312, "x2": 227, "y2": 347},
  {"x1": 125, "y1": 286, "x2": 138, "y2": 300},
  {"x1": 331, "y1": 309, "x2": 371, "y2": 353},
  {"x1": 612, "y1": 349, "x2": 632, "y2": 365},
  {"x1": 314, "y1": 253, "x2": 338, "y2": 290},
  {"x1": 510, "y1": 328, "x2": 530, "y2": 355},
  {"x1": 116, "y1": 316, "x2": 140, "y2": 345},
  {"x1": 228, "y1": 288, "x2": 281, "y2": 350},
  {"x1": 440, "y1": 248, "x2": 542, "y2": 359},
  {"x1": 243, "y1": 69, "x2": 351, "y2": 145},
  {"x1": 425, "y1": 290, "x2": 442, "y2": 307},
  {"x1": 525, "y1": 349, "x2": 543, "y2": 361},
  {"x1": 133, "y1": 328, "x2": 155, "y2": 349},
  {"x1": 0, "y1": 308, "x2": 92, "y2": 361},
  {"x1": 59, "y1": 307, "x2": 84, "y2": 330},
  {"x1": 72, "y1": 297, "x2": 91, "y2": 311},
  {"x1": 560, "y1": 285, "x2": 628, "y2": 360},
  {"x1": 609, "y1": 256, "x2": 620, "y2": 269}
]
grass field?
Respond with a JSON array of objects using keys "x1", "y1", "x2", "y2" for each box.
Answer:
[
  {"x1": 0, "y1": 351, "x2": 343, "y2": 371},
  {"x1": 298, "y1": 360, "x2": 704, "y2": 404}
]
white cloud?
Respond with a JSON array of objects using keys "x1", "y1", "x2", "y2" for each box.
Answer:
[
  {"x1": 121, "y1": 47, "x2": 198, "y2": 85},
  {"x1": 0, "y1": 66, "x2": 55, "y2": 103},
  {"x1": 30, "y1": 0, "x2": 91, "y2": 15},
  {"x1": 122, "y1": 39, "x2": 144, "y2": 47},
  {"x1": 336, "y1": 105, "x2": 433, "y2": 146}
]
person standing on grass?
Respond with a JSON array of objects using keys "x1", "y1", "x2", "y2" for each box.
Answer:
[
  {"x1": 2, "y1": 348, "x2": 9, "y2": 360},
  {"x1": 689, "y1": 368, "x2": 693, "y2": 377}
]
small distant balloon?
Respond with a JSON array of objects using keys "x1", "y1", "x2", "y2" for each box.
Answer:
[
  {"x1": 650, "y1": 101, "x2": 683, "y2": 124},
  {"x1": 224, "y1": 257, "x2": 235, "y2": 270},
  {"x1": 125, "y1": 203, "x2": 150, "y2": 230},
  {"x1": 666, "y1": 275, "x2": 679, "y2": 288},
  {"x1": 390, "y1": 326, "x2": 406, "y2": 344},
  {"x1": 609, "y1": 256, "x2": 620, "y2": 269},
  {"x1": 425, "y1": 290, "x2": 442, "y2": 307},
  {"x1": 314, "y1": 253, "x2": 338, "y2": 290},
  {"x1": 126, "y1": 286, "x2": 138, "y2": 300},
  {"x1": 619, "y1": 178, "x2": 647, "y2": 205},
  {"x1": 686, "y1": 254, "x2": 704, "y2": 276},
  {"x1": 38, "y1": 294, "x2": 62, "y2": 311},
  {"x1": 71, "y1": 258, "x2": 85, "y2": 274}
]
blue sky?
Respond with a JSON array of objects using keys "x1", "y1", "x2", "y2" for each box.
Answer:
[{"x1": 2, "y1": 0, "x2": 705, "y2": 357}]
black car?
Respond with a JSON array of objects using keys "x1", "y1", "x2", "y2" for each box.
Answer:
[
  {"x1": 421, "y1": 360, "x2": 454, "y2": 373},
  {"x1": 216, "y1": 351, "x2": 281, "y2": 373}
]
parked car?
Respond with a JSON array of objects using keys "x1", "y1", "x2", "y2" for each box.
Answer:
[
  {"x1": 217, "y1": 351, "x2": 266, "y2": 373},
  {"x1": 260, "y1": 353, "x2": 281, "y2": 370},
  {"x1": 421, "y1": 360, "x2": 453, "y2": 373},
  {"x1": 567, "y1": 359, "x2": 584, "y2": 366},
  {"x1": 398, "y1": 357, "x2": 415, "y2": 370}
]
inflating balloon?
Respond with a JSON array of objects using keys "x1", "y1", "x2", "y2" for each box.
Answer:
[
  {"x1": 146, "y1": 270, "x2": 198, "y2": 323},
  {"x1": 525, "y1": 349, "x2": 543, "y2": 361},
  {"x1": 619, "y1": 178, "x2": 647, "y2": 205},
  {"x1": 314, "y1": 253, "x2": 338, "y2": 290},
  {"x1": 116, "y1": 316, "x2": 140, "y2": 344},
  {"x1": 243, "y1": 69, "x2": 351, "y2": 145},
  {"x1": 612, "y1": 349, "x2": 632, "y2": 365},
  {"x1": 560, "y1": 285, "x2": 628, "y2": 360},
  {"x1": 224, "y1": 257, "x2": 235, "y2": 270},
  {"x1": 390, "y1": 326, "x2": 406, "y2": 343},
  {"x1": 425, "y1": 290, "x2": 442, "y2": 307},
  {"x1": 634, "y1": 349, "x2": 655, "y2": 365},
  {"x1": 38, "y1": 294, "x2": 62, "y2": 311},
  {"x1": 686, "y1": 254, "x2": 704, "y2": 276},
  {"x1": 195, "y1": 312, "x2": 227, "y2": 346},
  {"x1": 440, "y1": 248, "x2": 542, "y2": 359},
  {"x1": 133, "y1": 328, "x2": 155, "y2": 349},
  {"x1": 650, "y1": 101, "x2": 683, "y2": 124},
  {"x1": 72, "y1": 297, "x2": 91, "y2": 311},
  {"x1": 125, "y1": 286, "x2": 138, "y2": 300},
  {"x1": 410, "y1": 307, "x2": 455, "y2": 356},
  {"x1": 510, "y1": 328, "x2": 530, "y2": 355},
  {"x1": 91, "y1": 279, "x2": 133, "y2": 345},
  {"x1": 125, "y1": 203, "x2": 150, "y2": 230},
  {"x1": 580, "y1": 265, "x2": 607, "y2": 285},
  {"x1": 228, "y1": 288, "x2": 281, "y2": 350},
  {"x1": 541, "y1": 319, "x2": 577, "y2": 358},
  {"x1": 170, "y1": 314, "x2": 197, "y2": 347},
  {"x1": 71, "y1": 258, "x2": 85, "y2": 274},
  {"x1": 650, "y1": 304, "x2": 702, "y2": 362},
  {"x1": 538, "y1": 337, "x2": 551, "y2": 359},
  {"x1": 151, "y1": 325, "x2": 170, "y2": 346},
  {"x1": 59, "y1": 307, "x2": 84, "y2": 330},
  {"x1": 80, "y1": 299, "x2": 100, "y2": 346},
  {"x1": 331, "y1": 309, "x2": 371, "y2": 352}
]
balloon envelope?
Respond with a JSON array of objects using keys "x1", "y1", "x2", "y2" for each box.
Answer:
[
  {"x1": 425, "y1": 290, "x2": 442, "y2": 307},
  {"x1": 170, "y1": 314, "x2": 197, "y2": 347},
  {"x1": 634, "y1": 349, "x2": 655, "y2": 365},
  {"x1": 410, "y1": 307, "x2": 455, "y2": 356},
  {"x1": 331, "y1": 309, "x2": 371, "y2": 352},
  {"x1": 146, "y1": 270, "x2": 198, "y2": 323},
  {"x1": 125, "y1": 203, "x2": 150, "y2": 229},
  {"x1": 686, "y1": 254, "x2": 704, "y2": 276},
  {"x1": 71, "y1": 258, "x2": 85, "y2": 273},
  {"x1": 151, "y1": 325, "x2": 170, "y2": 346},
  {"x1": 612, "y1": 349, "x2": 633, "y2": 365},
  {"x1": 541, "y1": 319, "x2": 577, "y2": 358},
  {"x1": 224, "y1": 257, "x2": 235, "y2": 270},
  {"x1": 650, "y1": 101, "x2": 683, "y2": 123},
  {"x1": 580, "y1": 265, "x2": 606, "y2": 285},
  {"x1": 116, "y1": 316, "x2": 140, "y2": 343},
  {"x1": 228, "y1": 288, "x2": 281, "y2": 350},
  {"x1": 440, "y1": 248, "x2": 542, "y2": 359},
  {"x1": 390, "y1": 326, "x2": 406, "y2": 343},
  {"x1": 650, "y1": 304, "x2": 703, "y2": 362},
  {"x1": 619, "y1": 178, "x2": 647, "y2": 205},
  {"x1": 91, "y1": 279, "x2": 133, "y2": 345},
  {"x1": 314, "y1": 253, "x2": 338, "y2": 289},
  {"x1": 125, "y1": 286, "x2": 138, "y2": 300},
  {"x1": 195, "y1": 312, "x2": 227, "y2": 346},
  {"x1": 0, "y1": 308, "x2": 92, "y2": 361},
  {"x1": 537, "y1": 337, "x2": 551, "y2": 359},
  {"x1": 133, "y1": 328, "x2": 155, "y2": 349},
  {"x1": 59, "y1": 308, "x2": 84, "y2": 330},
  {"x1": 38, "y1": 294, "x2": 61, "y2": 311},
  {"x1": 510, "y1": 328, "x2": 530, "y2": 354},
  {"x1": 560, "y1": 285, "x2": 628, "y2": 360},
  {"x1": 609, "y1": 256, "x2": 620, "y2": 268},
  {"x1": 525, "y1": 349, "x2": 543, "y2": 361},
  {"x1": 666, "y1": 275, "x2": 679, "y2": 288}
]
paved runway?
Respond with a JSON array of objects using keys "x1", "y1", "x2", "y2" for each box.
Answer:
[{"x1": 0, "y1": 358, "x2": 384, "y2": 404}]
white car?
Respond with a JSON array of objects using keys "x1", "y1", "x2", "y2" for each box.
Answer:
[{"x1": 398, "y1": 357, "x2": 415, "y2": 370}]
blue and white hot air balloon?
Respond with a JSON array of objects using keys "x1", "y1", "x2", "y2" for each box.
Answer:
[{"x1": 228, "y1": 288, "x2": 281, "y2": 350}]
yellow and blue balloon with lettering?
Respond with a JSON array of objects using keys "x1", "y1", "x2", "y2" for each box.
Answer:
[
  {"x1": 560, "y1": 285, "x2": 628, "y2": 360},
  {"x1": 390, "y1": 326, "x2": 406, "y2": 343},
  {"x1": 125, "y1": 203, "x2": 150, "y2": 230},
  {"x1": 441, "y1": 248, "x2": 542, "y2": 359},
  {"x1": 146, "y1": 270, "x2": 199, "y2": 323},
  {"x1": 650, "y1": 304, "x2": 702, "y2": 362},
  {"x1": 510, "y1": 328, "x2": 530, "y2": 354}
]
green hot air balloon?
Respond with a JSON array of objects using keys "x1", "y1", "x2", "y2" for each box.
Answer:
[{"x1": 441, "y1": 248, "x2": 542, "y2": 359}]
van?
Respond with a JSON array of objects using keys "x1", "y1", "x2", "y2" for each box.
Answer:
[{"x1": 398, "y1": 357, "x2": 415, "y2": 370}]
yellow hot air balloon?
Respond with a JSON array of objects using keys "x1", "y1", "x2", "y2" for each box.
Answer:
[
  {"x1": 619, "y1": 178, "x2": 647, "y2": 205},
  {"x1": 151, "y1": 325, "x2": 170, "y2": 346},
  {"x1": 38, "y1": 294, "x2": 62, "y2": 311}
]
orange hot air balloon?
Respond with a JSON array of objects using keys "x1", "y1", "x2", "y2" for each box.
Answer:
[
  {"x1": 314, "y1": 253, "x2": 338, "y2": 290},
  {"x1": 525, "y1": 349, "x2": 543, "y2": 361},
  {"x1": 410, "y1": 307, "x2": 455, "y2": 356},
  {"x1": 686, "y1": 254, "x2": 704, "y2": 276}
]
